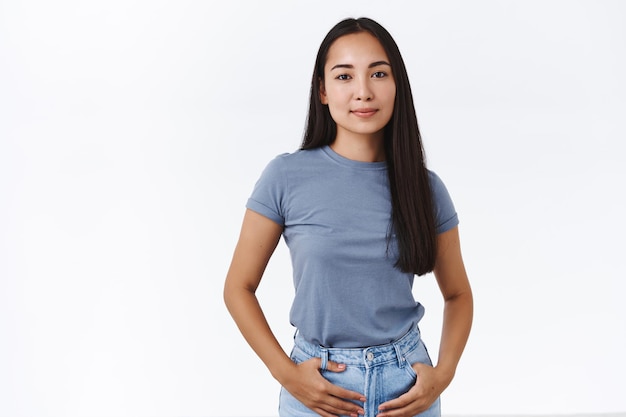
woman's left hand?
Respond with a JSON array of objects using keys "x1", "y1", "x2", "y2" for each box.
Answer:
[{"x1": 375, "y1": 363, "x2": 450, "y2": 417}]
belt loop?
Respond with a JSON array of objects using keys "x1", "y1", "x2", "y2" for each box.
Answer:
[
  {"x1": 393, "y1": 341, "x2": 405, "y2": 368},
  {"x1": 319, "y1": 348, "x2": 329, "y2": 371}
]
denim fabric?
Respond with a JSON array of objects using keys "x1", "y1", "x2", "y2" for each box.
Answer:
[{"x1": 279, "y1": 324, "x2": 440, "y2": 417}]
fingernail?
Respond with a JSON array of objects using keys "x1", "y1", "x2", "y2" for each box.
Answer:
[{"x1": 338, "y1": 363, "x2": 346, "y2": 369}]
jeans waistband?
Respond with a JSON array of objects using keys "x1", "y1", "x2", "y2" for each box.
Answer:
[{"x1": 293, "y1": 323, "x2": 422, "y2": 370}]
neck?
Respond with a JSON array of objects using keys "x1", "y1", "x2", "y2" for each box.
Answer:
[{"x1": 330, "y1": 131, "x2": 385, "y2": 162}]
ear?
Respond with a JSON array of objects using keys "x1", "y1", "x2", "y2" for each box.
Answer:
[{"x1": 319, "y1": 79, "x2": 328, "y2": 105}]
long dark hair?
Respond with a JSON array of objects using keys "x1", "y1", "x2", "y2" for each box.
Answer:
[{"x1": 301, "y1": 17, "x2": 437, "y2": 276}]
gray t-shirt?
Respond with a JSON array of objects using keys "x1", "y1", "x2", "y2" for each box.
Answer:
[{"x1": 246, "y1": 146, "x2": 458, "y2": 348}]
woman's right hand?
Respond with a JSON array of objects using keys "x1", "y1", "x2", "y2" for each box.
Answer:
[
  {"x1": 281, "y1": 357, "x2": 366, "y2": 417},
  {"x1": 225, "y1": 210, "x2": 364, "y2": 415}
]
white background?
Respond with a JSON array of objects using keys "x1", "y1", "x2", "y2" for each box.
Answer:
[{"x1": 1, "y1": 1, "x2": 625, "y2": 416}]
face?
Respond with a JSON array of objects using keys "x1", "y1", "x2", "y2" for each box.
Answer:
[{"x1": 320, "y1": 32, "x2": 396, "y2": 142}]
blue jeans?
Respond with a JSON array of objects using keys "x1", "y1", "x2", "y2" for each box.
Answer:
[{"x1": 279, "y1": 324, "x2": 440, "y2": 417}]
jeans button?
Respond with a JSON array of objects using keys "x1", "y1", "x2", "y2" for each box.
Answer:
[{"x1": 366, "y1": 352, "x2": 374, "y2": 361}]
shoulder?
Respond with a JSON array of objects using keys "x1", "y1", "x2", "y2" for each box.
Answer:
[
  {"x1": 427, "y1": 169, "x2": 459, "y2": 233},
  {"x1": 274, "y1": 147, "x2": 323, "y2": 164},
  {"x1": 427, "y1": 169, "x2": 446, "y2": 191},
  {"x1": 261, "y1": 148, "x2": 324, "y2": 174},
  {"x1": 427, "y1": 169, "x2": 454, "y2": 200}
]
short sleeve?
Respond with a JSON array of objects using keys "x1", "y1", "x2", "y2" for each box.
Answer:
[
  {"x1": 246, "y1": 154, "x2": 288, "y2": 226},
  {"x1": 428, "y1": 170, "x2": 459, "y2": 234}
]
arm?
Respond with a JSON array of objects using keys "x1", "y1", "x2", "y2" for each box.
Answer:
[
  {"x1": 378, "y1": 226, "x2": 473, "y2": 416},
  {"x1": 223, "y1": 209, "x2": 366, "y2": 417},
  {"x1": 431, "y1": 225, "x2": 474, "y2": 382}
]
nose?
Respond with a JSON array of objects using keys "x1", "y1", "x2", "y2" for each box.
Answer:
[{"x1": 355, "y1": 78, "x2": 373, "y2": 101}]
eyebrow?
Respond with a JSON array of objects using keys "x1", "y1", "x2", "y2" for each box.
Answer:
[{"x1": 330, "y1": 61, "x2": 391, "y2": 71}]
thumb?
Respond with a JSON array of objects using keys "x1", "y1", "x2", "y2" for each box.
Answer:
[{"x1": 324, "y1": 360, "x2": 347, "y2": 373}]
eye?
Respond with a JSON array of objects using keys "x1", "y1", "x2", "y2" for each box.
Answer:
[
  {"x1": 372, "y1": 71, "x2": 388, "y2": 78},
  {"x1": 336, "y1": 74, "x2": 351, "y2": 80}
]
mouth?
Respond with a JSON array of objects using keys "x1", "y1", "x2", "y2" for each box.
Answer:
[{"x1": 351, "y1": 108, "x2": 378, "y2": 118}]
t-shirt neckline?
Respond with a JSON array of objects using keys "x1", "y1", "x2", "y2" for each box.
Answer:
[{"x1": 321, "y1": 145, "x2": 387, "y2": 171}]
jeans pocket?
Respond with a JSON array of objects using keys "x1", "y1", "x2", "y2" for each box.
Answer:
[
  {"x1": 403, "y1": 339, "x2": 433, "y2": 379},
  {"x1": 290, "y1": 345, "x2": 312, "y2": 365}
]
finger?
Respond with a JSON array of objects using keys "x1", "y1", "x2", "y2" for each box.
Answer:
[
  {"x1": 306, "y1": 387, "x2": 364, "y2": 417},
  {"x1": 325, "y1": 360, "x2": 348, "y2": 373},
  {"x1": 328, "y1": 399, "x2": 365, "y2": 417},
  {"x1": 411, "y1": 362, "x2": 429, "y2": 375},
  {"x1": 317, "y1": 360, "x2": 365, "y2": 401},
  {"x1": 306, "y1": 356, "x2": 322, "y2": 369},
  {"x1": 311, "y1": 407, "x2": 339, "y2": 417},
  {"x1": 378, "y1": 384, "x2": 419, "y2": 412},
  {"x1": 326, "y1": 383, "x2": 366, "y2": 403},
  {"x1": 300, "y1": 358, "x2": 365, "y2": 399},
  {"x1": 321, "y1": 381, "x2": 366, "y2": 413},
  {"x1": 313, "y1": 404, "x2": 362, "y2": 417},
  {"x1": 378, "y1": 402, "x2": 428, "y2": 417},
  {"x1": 316, "y1": 399, "x2": 364, "y2": 417}
]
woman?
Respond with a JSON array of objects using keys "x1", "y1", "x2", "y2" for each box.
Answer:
[{"x1": 224, "y1": 17, "x2": 473, "y2": 417}]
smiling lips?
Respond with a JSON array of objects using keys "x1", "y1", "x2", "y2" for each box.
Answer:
[{"x1": 351, "y1": 108, "x2": 378, "y2": 118}]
